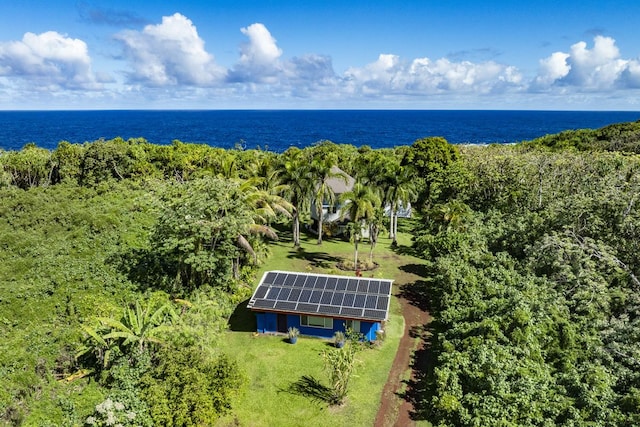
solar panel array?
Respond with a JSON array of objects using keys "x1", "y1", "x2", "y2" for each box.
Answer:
[{"x1": 247, "y1": 271, "x2": 393, "y2": 321}]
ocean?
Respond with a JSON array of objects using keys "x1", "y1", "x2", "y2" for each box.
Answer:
[{"x1": 0, "y1": 110, "x2": 638, "y2": 152}]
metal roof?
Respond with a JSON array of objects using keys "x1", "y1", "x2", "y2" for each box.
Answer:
[{"x1": 247, "y1": 270, "x2": 393, "y2": 322}]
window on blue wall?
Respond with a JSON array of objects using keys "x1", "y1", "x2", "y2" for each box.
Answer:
[
  {"x1": 345, "y1": 319, "x2": 361, "y2": 332},
  {"x1": 300, "y1": 315, "x2": 332, "y2": 329}
]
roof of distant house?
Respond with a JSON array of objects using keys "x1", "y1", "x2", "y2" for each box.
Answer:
[{"x1": 323, "y1": 166, "x2": 355, "y2": 194}]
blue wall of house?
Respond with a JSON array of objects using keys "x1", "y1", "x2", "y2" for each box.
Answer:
[{"x1": 253, "y1": 311, "x2": 381, "y2": 341}]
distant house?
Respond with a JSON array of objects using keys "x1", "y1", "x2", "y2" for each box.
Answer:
[
  {"x1": 310, "y1": 166, "x2": 355, "y2": 236},
  {"x1": 247, "y1": 270, "x2": 393, "y2": 341},
  {"x1": 309, "y1": 166, "x2": 411, "y2": 236}
]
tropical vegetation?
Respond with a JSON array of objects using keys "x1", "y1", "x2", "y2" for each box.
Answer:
[{"x1": 1, "y1": 120, "x2": 640, "y2": 425}]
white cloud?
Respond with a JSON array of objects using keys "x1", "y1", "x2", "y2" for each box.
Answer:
[
  {"x1": 228, "y1": 23, "x2": 283, "y2": 83},
  {"x1": 115, "y1": 13, "x2": 225, "y2": 86},
  {"x1": 534, "y1": 36, "x2": 632, "y2": 90},
  {"x1": 534, "y1": 52, "x2": 571, "y2": 87},
  {"x1": 343, "y1": 54, "x2": 522, "y2": 96},
  {"x1": 0, "y1": 31, "x2": 102, "y2": 90}
]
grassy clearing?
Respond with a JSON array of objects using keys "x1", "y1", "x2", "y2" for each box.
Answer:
[{"x1": 217, "y1": 226, "x2": 425, "y2": 426}]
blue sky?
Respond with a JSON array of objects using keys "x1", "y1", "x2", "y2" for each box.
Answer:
[{"x1": 1, "y1": 0, "x2": 640, "y2": 110}]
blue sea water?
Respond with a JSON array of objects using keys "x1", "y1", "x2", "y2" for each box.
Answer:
[{"x1": 0, "y1": 110, "x2": 638, "y2": 152}]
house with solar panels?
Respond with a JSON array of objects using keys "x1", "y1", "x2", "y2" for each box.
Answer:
[{"x1": 247, "y1": 270, "x2": 393, "y2": 341}]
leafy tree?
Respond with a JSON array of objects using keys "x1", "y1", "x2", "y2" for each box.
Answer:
[
  {"x1": 403, "y1": 136, "x2": 460, "y2": 209},
  {"x1": 152, "y1": 177, "x2": 255, "y2": 291},
  {"x1": 0, "y1": 143, "x2": 53, "y2": 189},
  {"x1": 141, "y1": 346, "x2": 244, "y2": 426}
]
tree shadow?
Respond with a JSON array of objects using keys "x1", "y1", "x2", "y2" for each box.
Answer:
[
  {"x1": 286, "y1": 246, "x2": 342, "y2": 269},
  {"x1": 391, "y1": 242, "x2": 421, "y2": 258},
  {"x1": 285, "y1": 375, "x2": 334, "y2": 405},
  {"x1": 398, "y1": 279, "x2": 432, "y2": 313},
  {"x1": 396, "y1": 323, "x2": 441, "y2": 422},
  {"x1": 399, "y1": 263, "x2": 430, "y2": 278},
  {"x1": 228, "y1": 298, "x2": 256, "y2": 332}
]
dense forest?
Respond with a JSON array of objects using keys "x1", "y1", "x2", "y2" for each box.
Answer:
[{"x1": 1, "y1": 120, "x2": 640, "y2": 426}]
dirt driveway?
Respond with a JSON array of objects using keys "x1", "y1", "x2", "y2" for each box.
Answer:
[{"x1": 374, "y1": 264, "x2": 431, "y2": 427}]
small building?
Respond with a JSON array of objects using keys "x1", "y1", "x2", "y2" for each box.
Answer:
[{"x1": 247, "y1": 270, "x2": 393, "y2": 341}]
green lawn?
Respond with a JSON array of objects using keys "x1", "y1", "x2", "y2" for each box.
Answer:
[{"x1": 216, "y1": 227, "x2": 424, "y2": 426}]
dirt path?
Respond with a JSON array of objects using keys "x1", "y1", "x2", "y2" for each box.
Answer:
[{"x1": 374, "y1": 282, "x2": 431, "y2": 427}]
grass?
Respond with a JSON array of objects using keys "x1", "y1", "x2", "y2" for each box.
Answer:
[{"x1": 216, "y1": 225, "x2": 425, "y2": 426}]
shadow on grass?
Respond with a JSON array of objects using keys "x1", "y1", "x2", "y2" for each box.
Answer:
[
  {"x1": 285, "y1": 375, "x2": 335, "y2": 405},
  {"x1": 391, "y1": 242, "x2": 421, "y2": 258},
  {"x1": 397, "y1": 279, "x2": 432, "y2": 313},
  {"x1": 286, "y1": 246, "x2": 342, "y2": 269},
  {"x1": 399, "y1": 263, "x2": 430, "y2": 278},
  {"x1": 228, "y1": 298, "x2": 256, "y2": 332}
]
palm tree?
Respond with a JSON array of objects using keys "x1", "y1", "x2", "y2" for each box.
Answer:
[
  {"x1": 279, "y1": 148, "x2": 314, "y2": 247},
  {"x1": 311, "y1": 159, "x2": 349, "y2": 245},
  {"x1": 340, "y1": 182, "x2": 380, "y2": 269},
  {"x1": 367, "y1": 207, "x2": 386, "y2": 263},
  {"x1": 428, "y1": 200, "x2": 471, "y2": 232},
  {"x1": 233, "y1": 178, "x2": 293, "y2": 278},
  {"x1": 384, "y1": 164, "x2": 417, "y2": 246}
]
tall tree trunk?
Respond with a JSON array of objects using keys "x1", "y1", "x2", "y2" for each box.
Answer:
[
  {"x1": 389, "y1": 201, "x2": 397, "y2": 240},
  {"x1": 353, "y1": 238, "x2": 359, "y2": 270},
  {"x1": 392, "y1": 212, "x2": 398, "y2": 246},
  {"x1": 317, "y1": 209, "x2": 324, "y2": 245},
  {"x1": 293, "y1": 210, "x2": 300, "y2": 247}
]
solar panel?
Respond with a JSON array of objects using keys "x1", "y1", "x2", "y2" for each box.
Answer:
[
  {"x1": 309, "y1": 290, "x2": 322, "y2": 303},
  {"x1": 288, "y1": 288, "x2": 302, "y2": 302},
  {"x1": 320, "y1": 291, "x2": 333, "y2": 305},
  {"x1": 273, "y1": 272, "x2": 286, "y2": 285},
  {"x1": 284, "y1": 273, "x2": 296, "y2": 286},
  {"x1": 293, "y1": 275, "x2": 306, "y2": 287},
  {"x1": 343, "y1": 293, "x2": 355, "y2": 307},
  {"x1": 364, "y1": 309, "x2": 386, "y2": 320},
  {"x1": 315, "y1": 276, "x2": 328, "y2": 289},
  {"x1": 379, "y1": 281, "x2": 391, "y2": 294},
  {"x1": 254, "y1": 286, "x2": 268, "y2": 299},
  {"x1": 331, "y1": 292, "x2": 345, "y2": 306},
  {"x1": 368, "y1": 280, "x2": 380, "y2": 294},
  {"x1": 299, "y1": 289, "x2": 312, "y2": 303},
  {"x1": 253, "y1": 299, "x2": 276, "y2": 309},
  {"x1": 264, "y1": 272, "x2": 277, "y2": 285},
  {"x1": 279, "y1": 288, "x2": 292, "y2": 301},
  {"x1": 267, "y1": 287, "x2": 281, "y2": 300},
  {"x1": 357, "y1": 280, "x2": 369, "y2": 293},
  {"x1": 303, "y1": 276, "x2": 316, "y2": 289},
  {"x1": 275, "y1": 301, "x2": 297, "y2": 311},
  {"x1": 319, "y1": 305, "x2": 341, "y2": 315},
  {"x1": 326, "y1": 276, "x2": 338, "y2": 289},
  {"x1": 248, "y1": 271, "x2": 394, "y2": 322},
  {"x1": 296, "y1": 302, "x2": 318, "y2": 313},
  {"x1": 340, "y1": 306, "x2": 362, "y2": 317},
  {"x1": 365, "y1": 295, "x2": 377, "y2": 309},
  {"x1": 377, "y1": 296, "x2": 389, "y2": 310}
]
